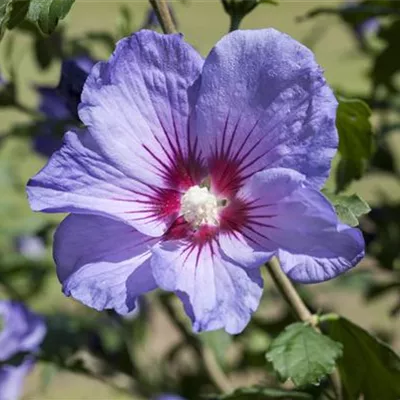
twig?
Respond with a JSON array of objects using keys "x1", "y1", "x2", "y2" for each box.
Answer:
[
  {"x1": 267, "y1": 258, "x2": 315, "y2": 323},
  {"x1": 266, "y1": 257, "x2": 343, "y2": 400},
  {"x1": 149, "y1": 0, "x2": 177, "y2": 34},
  {"x1": 158, "y1": 295, "x2": 232, "y2": 393}
]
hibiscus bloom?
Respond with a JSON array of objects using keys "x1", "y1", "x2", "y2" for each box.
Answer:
[
  {"x1": 0, "y1": 301, "x2": 46, "y2": 400},
  {"x1": 27, "y1": 29, "x2": 364, "y2": 334}
]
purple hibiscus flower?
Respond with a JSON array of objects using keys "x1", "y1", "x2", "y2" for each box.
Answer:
[
  {"x1": 0, "y1": 301, "x2": 46, "y2": 400},
  {"x1": 27, "y1": 29, "x2": 364, "y2": 334},
  {"x1": 34, "y1": 56, "x2": 95, "y2": 158}
]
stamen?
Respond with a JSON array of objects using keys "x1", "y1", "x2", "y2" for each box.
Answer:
[{"x1": 181, "y1": 185, "x2": 219, "y2": 227}]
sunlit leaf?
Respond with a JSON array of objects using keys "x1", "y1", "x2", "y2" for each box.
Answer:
[
  {"x1": 0, "y1": 0, "x2": 29, "y2": 38},
  {"x1": 322, "y1": 190, "x2": 370, "y2": 227},
  {"x1": 266, "y1": 322, "x2": 342, "y2": 387},
  {"x1": 116, "y1": 4, "x2": 133, "y2": 39},
  {"x1": 0, "y1": 0, "x2": 13, "y2": 40},
  {"x1": 27, "y1": 0, "x2": 75, "y2": 35},
  {"x1": 6, "y1": 0, "x2": 29, "y2": 29},
  {"x1": 327, "y1": 316, "x2": 400, "y2": 400}
]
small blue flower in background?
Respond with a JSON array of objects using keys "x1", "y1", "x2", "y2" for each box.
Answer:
[
  {"x1": 0, "y1": 301, "x2": 46, "y2": 400},
  {"x1": 33, "y1": 56, "x2": 95, "y2": 158},
  {"x1": 57, "y1": 56, "x2": 96, "y2": 118},
  {"x1": 14, "y1": 235, "x2": 46, "y2": 260},
  {"x1": 33, "y1": 86, "x2": 71, "y2": 158},
  {"x1": 0, "y1": 70, "x2": 6, "y2": 87},
  {"x1": 153, "y1": 395, "x2": 186, "y2": 400},
  {"x1": 343, "y1": 0, "x2": 379, "y2": 43},
  {"x1": 355, "y1": 17, "x2": 379, "y2": 40},
  {"x1": 27, "y1": 29, "x2": 365, "y2": 334},
  {"x1": 142, "y1": 2, "x2": 178, "y2": 30}
]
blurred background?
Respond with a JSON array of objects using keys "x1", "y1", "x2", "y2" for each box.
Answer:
[{"x1": 0, "y1": 0, "x2": 399, "y2": 399}]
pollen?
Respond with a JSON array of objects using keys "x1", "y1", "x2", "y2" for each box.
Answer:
[{"x1": 181, "y1": 185, "x2": 219, "y2": 227}]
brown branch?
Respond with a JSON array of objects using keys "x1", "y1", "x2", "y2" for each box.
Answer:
[
  {"x1": 149, "y1": 0, "x2": 177, "y2": 34},
  {"x1": 267, "y1": 258, "x2": 315, "y2": 323}
]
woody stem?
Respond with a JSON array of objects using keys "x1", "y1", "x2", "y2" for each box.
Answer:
[{"x1": 149, "y1": 0, "x2": 177, "y2": 34}]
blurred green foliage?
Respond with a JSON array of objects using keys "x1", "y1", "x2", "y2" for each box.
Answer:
[{"x1": 1, "y1": 0, "x2": 400, "y2": 399}]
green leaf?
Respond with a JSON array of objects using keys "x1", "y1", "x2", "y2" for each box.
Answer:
[
  {"x1": 27, "y1": 0, "x2": 75, "y2": 35},
  {"x1": 34, "y1": 28, "x2": 63, "y2": 69},
  {"x1": 0, "y1": 0, "x2": 75, "y2": 39},
  {"x1": 116, "y1": 4, "x2": 133, "y2": 39},
  {"x1": 214, "y1": 386, "x2": 312, "y2": 400},
  {"x1": 0, "y1": 0, "x2": 28, "y2": 35},
  {"x1": 336, "y1": 97, "x2": 375, "y2": 192},
  {"x1": 322, "y1": 191, "x2": 370, "y2": 227},
  {"x1": 199, "y1": 329, "x2": 232, "y2": 367},
  {"x1": 327, "y1": 316, "x2": 400, "y2": 400},
  {"x1": 6, "y1": 0, "x2": 29, "y2": 30},
  {"x1": 0, "y1": 0, "x2": 13, "y2": 40},
  {"x1": 266, "y1": 322, "x2": 343, "y2": 387}
]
